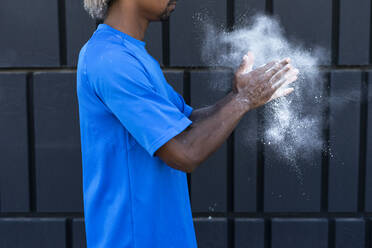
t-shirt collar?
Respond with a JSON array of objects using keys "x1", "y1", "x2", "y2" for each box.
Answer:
[{"x1": 97, "y1": 23, "x2": 146, "y2": 47}]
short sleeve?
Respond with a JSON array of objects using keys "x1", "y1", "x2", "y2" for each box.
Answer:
[
  {"x1": 173, "y1": 90, "x2": 193, "y2": 118},
  {"x1": 90, "y1": 52, "x2": 192, "y2": 156},
  {"x1": 183, "y1": 103, "x2": 193, "y2": 118}
]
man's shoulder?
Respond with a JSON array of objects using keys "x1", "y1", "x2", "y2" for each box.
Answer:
[
  {"x1": 82, "y1": 36, "x2": 144, "y2": 75},
  {"x1": 85, "y1": 33, "x2": 133, "y2": 63}
]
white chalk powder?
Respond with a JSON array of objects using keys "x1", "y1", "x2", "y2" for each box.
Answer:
[{"x1": 199, "y1": 14, "x2": 327, "y2": 173}]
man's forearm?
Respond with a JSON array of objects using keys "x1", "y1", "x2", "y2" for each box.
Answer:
[
  {"x1": 156, "y1": 54, "x2": 298, "y2": 173},
  {"x1": 180, "y1": 91, "x2": 248, "y2": 166},
  {"x1": 156, "y1": 91, "x2": 249, "y2": 172}
]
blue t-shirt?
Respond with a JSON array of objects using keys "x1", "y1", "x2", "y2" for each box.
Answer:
[{"x1": 76, "y1": 23, "x2": 197, "y2": 248}]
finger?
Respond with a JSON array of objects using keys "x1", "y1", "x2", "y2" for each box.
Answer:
[
  {"x1": 271, "y1": 69, "x2": 299, "y2": 90},
  {"x1": 271, "y1": 75, "x2": 297, "y2": 91},
  {"x1": 264, "y1": 57, "x2": 291, "y2": 78},
  {"x1": 285, "y1": 67, "x2": 300, "y2": 78},
  {"x1": 281, "y1": 70, "x2": 299, "y2": 87},
  {"x1": 244, "y1": 52, "x2": 255, "y2": 73},
  {"x1": 269, "y1": 64, "x2": 292, "y2": 85},
  {"x1": 269, "y1": 87, "x2": 294, "y2": 101},
  {"x1": 236, "y1": 52, "x2": 255, "y2": 74},
  {"x1": 255, "y1": 60, "x2": 278, "y2": 73},
  {"x1": 279, "y1": 75, "x2": 298, "y2": 89},
  {"x1": 256, "y1": 57, "x2": 291, "y2": 73}
]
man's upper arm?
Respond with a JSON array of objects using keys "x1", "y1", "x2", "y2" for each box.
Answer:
[{"x1": 88, "y1": 50, "x2": 193, "y2": 156}]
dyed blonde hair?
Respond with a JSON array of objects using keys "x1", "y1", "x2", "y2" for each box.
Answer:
[{"x1": 84, "y1": 0, "x2": 113, "y2": 20}]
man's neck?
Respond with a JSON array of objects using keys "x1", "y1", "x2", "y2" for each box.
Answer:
[{"x1": 103, "y1": 1, "x2": 149, "y2": 41}]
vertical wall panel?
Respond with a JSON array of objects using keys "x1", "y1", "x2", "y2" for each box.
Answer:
[
  {"x1": 194, "y1": 218, "x2": 228, "y2": 248},
  {"x1": 190, "y1": 71, "x2": 232, "y2": 212},
  {"x1": 145, "y1": 22, "x2": 163, "y2": 65},
  {"x1": 235, "y1": 0, "x2": 266, "y2": 24},
  {"x1": 169, "y1": 0, "x2": 227, "y2": 66},
  {"x1": 263, "y1": 74, "x2": 324, "y2": 212},
  {"x1": 0, "y1": 218, "x2": 66, "y2": 248},
  {"x1": 235, "y1": 218, "x2": 265, "y2": 248},
  {"x1": 234, "y1": 110, "x2": 258, "y2": 212},
  {"x1": 366, "y1": 72, "x2": 372, "y2": 212},
  {"x1": 329, "y1": 71, "x2": 361, "y2": 212},
  {"x1": 271, "y1": 218, "x2": 328, "y2": 248},
  {"x1": 164, "y1": 70, "x2": 184, "y2": 95},
  {"x1": 335, "y1": 219, "x2": 365, "y2": 248},
  {"x1": 273, "y1": 0, "x2": 332, "y2": 64},
  {"x1": 338, "y1": 0, "x2": 370, "y2": 65},
  {"x1": 33, "y1": 72, "x2": 83, "y2": 212},
  {"x1": 0, "y1": 0, "x2": 60, "y2": 67},
  {"x1": 65, "y1": 0, "x2": 96, "y2": 66},
  {"x1": 264, "y1": 150, "x2": 322, "y2": 212},
  {"x1": 0, "y1": 74, "x2": 29, "y2": 212},
  {"x1": 264, "y1": 153, "x2": 322, "y2": 212},
  {"x1": 73, "y1": 218, "x2": 87, "y2": 248}
]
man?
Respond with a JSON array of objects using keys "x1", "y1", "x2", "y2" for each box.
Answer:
[{"x1": 77, "y1": 0, "x2": 299, "y2": 247}]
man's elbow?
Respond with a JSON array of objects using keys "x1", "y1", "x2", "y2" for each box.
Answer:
[
  {"x1": 158, "y1": 148, "x2": 201, "y2": 173},
  {"x1": 155, "y1": 139, "x2": 202, "y2": 173},
  {"x1": 178, "y1": 156, "x2": 198, "y2": 173},
  {"x1": 166, "y1": 152, "x2": 200, "y2": 173}
]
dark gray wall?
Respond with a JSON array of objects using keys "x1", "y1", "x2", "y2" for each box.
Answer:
[{"x1": 0, "y1": 0, "x2": 371, "y2": 247}]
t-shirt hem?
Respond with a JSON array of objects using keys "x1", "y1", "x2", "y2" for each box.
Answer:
[{"x1": 149, "y1": 116, "x2": 192, "y2": 157}]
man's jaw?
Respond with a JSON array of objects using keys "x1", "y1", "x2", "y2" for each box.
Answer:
[{"x1": 159, "y1": 1, "x2": 177, "y2": 21}]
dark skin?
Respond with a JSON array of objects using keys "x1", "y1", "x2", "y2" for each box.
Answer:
[{"x1": 104, "y1": 0, "x2": 300, "y2": 173}]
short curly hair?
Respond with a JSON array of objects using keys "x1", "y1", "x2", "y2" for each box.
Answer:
[{"x1": 84, "y1": 0, "x2": 115, "y2": 20}]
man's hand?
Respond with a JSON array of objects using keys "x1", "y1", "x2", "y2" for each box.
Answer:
[
  {"x1": 233, "y1": 52, "x2": 299, "y2": 111},
  {"x1": 155, "y1": 52, "x2": 299, "y2": 173}
]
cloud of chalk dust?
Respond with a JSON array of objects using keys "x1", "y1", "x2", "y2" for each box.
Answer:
[{"x1": 199, "y1": 13, "x2": 328, "y2": 179}]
